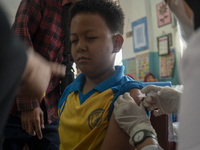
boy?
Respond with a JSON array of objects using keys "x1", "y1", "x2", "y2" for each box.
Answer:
[{"x1": 58, "y1": 0, "x2": 144, "y2": 149}]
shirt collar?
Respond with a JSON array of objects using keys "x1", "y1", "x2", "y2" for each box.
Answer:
[
  {"x1": 70, "y1": 66, "x2": 125, "y2": 93},
  {"x1": 62, "y1": 0, "x2": 74, "y2": 6}
]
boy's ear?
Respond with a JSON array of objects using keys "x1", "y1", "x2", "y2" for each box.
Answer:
[{"x1": 112, "y1": 34, "x2": 124, "y2": 53}]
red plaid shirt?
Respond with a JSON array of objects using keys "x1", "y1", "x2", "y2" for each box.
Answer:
[{"x1": 11, "y1": 0, "x2": 74, "y2": 124}]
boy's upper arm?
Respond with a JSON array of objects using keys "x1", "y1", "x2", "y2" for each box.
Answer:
[{"x1": 100, "y1": 113, "x2": 135, "y2": 150}]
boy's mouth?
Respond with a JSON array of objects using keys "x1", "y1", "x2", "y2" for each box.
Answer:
[{"x1": 77, "y1": 56, "x2": 90, "y2": 62}]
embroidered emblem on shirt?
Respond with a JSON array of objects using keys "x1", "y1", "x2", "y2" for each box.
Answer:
[{"x1": 88, "y1": 108, "x2": 105, "y2": 129}]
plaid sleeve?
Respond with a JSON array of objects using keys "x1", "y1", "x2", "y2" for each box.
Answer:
[
  {"x1": 12, "y1": 0, "x2": 44, "y2": 47},
  {"x1": 15, "y1": 89, "x2": 40, "y2": 111},
  {"x1": 13, "y1": 0, "x2": 44, "y2": 111}
]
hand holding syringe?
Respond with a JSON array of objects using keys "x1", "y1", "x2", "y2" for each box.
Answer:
[{"x1": 140, "y1": 85, "x2": 181, "y2": 116}]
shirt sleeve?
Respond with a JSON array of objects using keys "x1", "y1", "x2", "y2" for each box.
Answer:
[
  {"x1": 12, "y1": 0, "x2": 44, "y2": 47},
  {"x1": 119, "y1": 81, "x2": 144, "y2": 93},
  {"x1": 141, "y1": 145, "x2": 163, "y2": 150},
  {"x1": 108, "y1": 80, "x2": 144, "y2": 120}
]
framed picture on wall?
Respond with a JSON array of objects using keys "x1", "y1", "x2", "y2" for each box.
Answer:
[
  {"x1": 156, "y1": 1, "x2": 171, "y2": 27},
  {"x1": 132, "y1": 17, "x2": 149, "y2": 53},
  {"x1": 157, "y1": 35, "x2": 170, "y2": 56}
]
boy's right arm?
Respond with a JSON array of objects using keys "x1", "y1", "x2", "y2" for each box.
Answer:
[
  {"x1": 100, "y1": 112, "x2": 135, "y2": 150},
  {"x1": 100, "y1": 88, "x2": 144, "y2": 150}
]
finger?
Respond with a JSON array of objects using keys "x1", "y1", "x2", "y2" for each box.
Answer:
[
  {"x1": 147, "y1": 103, "x2": 158, "y2": 111},
  {"x1": 144, "y1": 96, "x2": 154, "y2": 103},
  {"x1": 141, "y1": 85, "x2": 155, "y2": 93},
  {"x1": 40, "y1": 112, "x2": 45, "y2": 129},
  {"x1": 114, "y1": 95, "x2": 121, "y2": 107},
  {"x1": 139, "y1": 102, "x2": 146, "y2": 111},
  {"x1": 123, "y1": 92, "x2": 133, "y2": 102},
  {"x1": 34, "y1": 119, "x2": 43, "y2": 139},
  {"x1": 24, "y1": 123, "x2": 28, "y2": 133},
  {"x1": 153, "y1": 109, "x2": 164, "y2": 117},
  {"x1": 123, "y1": 93, "x2": 138, "y2": 107},
  {"x1": 142, "y1": 100, "x2": 151, "y2": 108},
  {"x1": 21, "y1": 120, "x2": 26, "y2": 130},
  {"x1": 50, "y1": 62, "x2": 66, "y2": 77},
  {"x1": 142, "y1": 96, "x2": 156, "y2": 107},
  {"x1": 113, "y1": 101, "x2": 118, "y2": 108},
  {"x1": 27, "y1": 122, "x2": 36, "y2": 136},
  {"x1": 114, "y1": 95, "x2": 125, "y2": 106},
  {"x1": 141, "y1": 85, "x2": 161, "y2": 94},
  {"x1": 114, "y1": 95, "x2": 126, "y2": 111}
]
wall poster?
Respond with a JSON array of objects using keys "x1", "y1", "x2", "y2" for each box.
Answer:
[
  {"x1": 156, "y1": 1, "x2": 171, "y2": 27},
  {"x1": 132, "y1": 17, "x2": 149, "y2": 52},
  {"x1": 160, "y1": 49, "x2": 175, "y2": 78},
  {"x1": 157, "y1": 35, "x2": 170, "y2": 56},
  {"x1": 136, "y1": 52, "x2": 149, "y2": 81},
  {"x1": 125, "y1": 57, "x2": 137, "y2": 80}
]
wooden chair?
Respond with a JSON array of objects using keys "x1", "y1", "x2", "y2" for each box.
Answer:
[{"x1": 150, "y1": 113, "x2": 169, "y2": 149}]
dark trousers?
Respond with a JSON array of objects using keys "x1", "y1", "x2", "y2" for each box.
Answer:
[{"x1": 2, "y1": 103, "x2": 60, "y2": 150}]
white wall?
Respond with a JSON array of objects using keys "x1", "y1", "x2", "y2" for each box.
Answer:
[
  {"x1": 119, "y1": 0, "x2": 181, "y2": 84},
  {"x1": 119, "y1": 0, "x2": 181, "y2": 61},
  {"x1": 119, "y1": 0, "x2": 148, "y2": 60},
  {"x1": 0, "y1": 0, "x2": 21, "y2": 24}
]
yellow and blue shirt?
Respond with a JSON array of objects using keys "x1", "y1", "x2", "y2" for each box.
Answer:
[{"x1": 58, "y1": 66, "x2": 143, "y2": 150}]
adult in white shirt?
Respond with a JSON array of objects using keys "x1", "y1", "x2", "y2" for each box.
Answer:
[{"x1": 114, "y1": 0, "x2": 200, "y2": 149}]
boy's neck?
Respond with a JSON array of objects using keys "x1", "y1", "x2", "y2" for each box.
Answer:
[{"x1": 81, "y1": 68, "x2": 115, "y2": 95}]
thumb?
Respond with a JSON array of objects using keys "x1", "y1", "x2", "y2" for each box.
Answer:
[
  {"x1": 114, "y1": 95, "x2": 124, "y2": 106},
  {"x1": 123, "y1": 92, "x2": 142, "y2": 109},
  {"x1": 50, "y1": 62, "x2": 66, "y2": 77},
  {"x1": 123, "y1": 92, "x2": 134, "y2": 102},
  {"x1": 123, "y1": 92, "x2": 141, "y2": 110},
  {"x1": 141, "y1": 85, "x2": 161, "y2": 94}
]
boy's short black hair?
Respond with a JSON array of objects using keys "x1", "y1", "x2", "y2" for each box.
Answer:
[{"x1": 70, "y1": 0, "x2": 125, "y2": 35}]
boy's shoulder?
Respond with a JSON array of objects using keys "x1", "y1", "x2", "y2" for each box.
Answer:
[{"x1": 113, "y1": 76, "x2": 144, "y2": 91}]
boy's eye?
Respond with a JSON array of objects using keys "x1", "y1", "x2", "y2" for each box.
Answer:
[
  {"x1": 71, "y1": 39, "x2": 78, "y2": 43},
  {"x1": 87, "y1": 37, "x2": 97, "y2": 40}
]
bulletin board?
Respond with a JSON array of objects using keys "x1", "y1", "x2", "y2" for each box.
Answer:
[
  {"x1": 132, "y1": 17, "x2": 149, "y2": 52},
  {"x1": 136, "y1": 52, "x2": 149, "y2": 81},
  {"x1": 122, "y1": 50, "x2": 179, "y2": 84},
  {"x1": 123, "y1": 57, "x2": 137, "y2": 80},
  {"x1": 159, "y1": 49, "x2": 175, "y2": 78}
]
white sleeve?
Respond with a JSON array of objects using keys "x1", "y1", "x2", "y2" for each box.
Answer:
[
  {"x1": 178, "y1": 29, "x2": 200, "y2": 150},
  {"x1": 141, "y1": 145, "x2": 163, "y2": 150},
  {"x1": 166, "y1": 0, "x2": 194, "y2": 43}
]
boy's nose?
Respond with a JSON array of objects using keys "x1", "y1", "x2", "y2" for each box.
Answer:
[{"x1": 77, "y1": 40, "x2": 87, "y2": 51}]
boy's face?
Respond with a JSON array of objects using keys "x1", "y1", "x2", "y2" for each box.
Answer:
[{"x1": 70, "y1": 13, "x2": 122, "y2": 78}]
